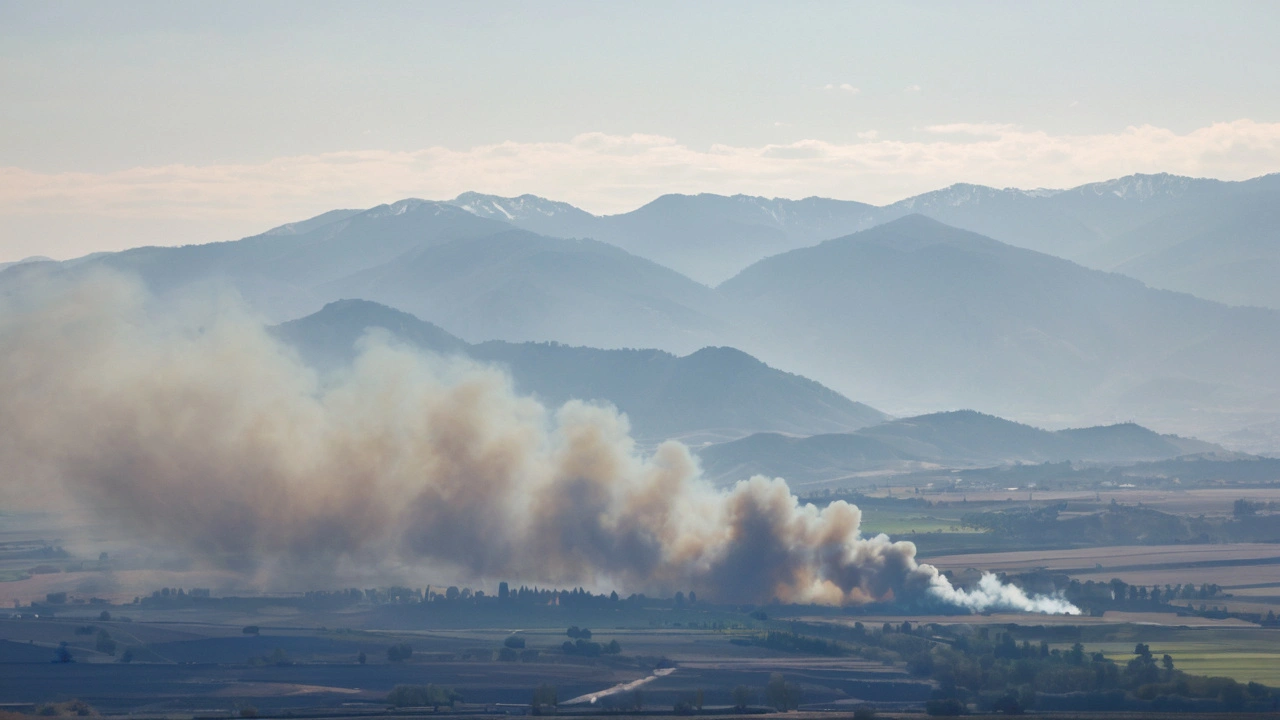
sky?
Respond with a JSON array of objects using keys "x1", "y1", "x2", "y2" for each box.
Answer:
[{"x1": 2, "y1": 0, "x2": 1280, "y2": 261}]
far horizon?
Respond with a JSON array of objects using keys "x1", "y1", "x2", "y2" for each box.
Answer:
[{"x1": 7, "y1": 166, "x2": 1280, "y2": 264}]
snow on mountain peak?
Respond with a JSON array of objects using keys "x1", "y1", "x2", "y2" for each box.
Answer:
[
  {"x1": 361, "y1": 198, "x2": 458, "y2": 219},
  {"x1": 894, "y1": 183, "x2": 1057, "y2": 210},
  {"x1": 1074, "y1": 173, "x2": 1199, "y2": 201},
  {"x1": 449, "y1": 192, "x2": 586, "y2": 220}
]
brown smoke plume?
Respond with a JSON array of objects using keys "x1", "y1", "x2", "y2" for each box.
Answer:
[{"x1": 0, "y1": 270, "x2": 1075, "y2": 612}]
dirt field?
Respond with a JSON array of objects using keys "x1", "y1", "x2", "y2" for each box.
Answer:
[
  {"x1": 912, "y1": 487, "x2": 1280, "y2": 514},
  {"x1": 922, "y1": 543, "x2": 1280, "y2": 573},
  {"x1": 799, "y1": 611, "x2": 1258, "y2": 628}
]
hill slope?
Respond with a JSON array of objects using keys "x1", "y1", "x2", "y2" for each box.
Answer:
[
  {"x1": 35, "y1": 200, "x2": 727, "y2": 353},
  {"x1": 274, "y1": 299, "x2": 886, "y2": 443},
  {"x1": 717, "y1": 215, "x2": 1280, "y2": 433},
  {"x1": 697, "y1": 410, "x2": 1225, "y2": 485},
  {"x1": 449, "y1": 192, "x2": 879, "y2": 285}
]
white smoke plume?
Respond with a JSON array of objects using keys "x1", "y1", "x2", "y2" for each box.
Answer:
[{"x1": 0, "y1": 270, "x2": 1077, "y2": 613}]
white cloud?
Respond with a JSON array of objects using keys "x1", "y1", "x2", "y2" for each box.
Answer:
[
  {"x1": 822, "y1": 83, "x2": 860, "y2": 95},
  {"x1": 857, "y1": 130, "x2": 879, "y2": 140},
  {"x1": 3, "y1": 120, "x2": 1280, "y2": 259},
  {"x1": 904, "y1": 84, "x2": 922, "y2": 93}
]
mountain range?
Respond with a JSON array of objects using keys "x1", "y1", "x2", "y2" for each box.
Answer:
[
  {"x1": 696, "y1": 410, "x2": 1226, "y2": 486},
  {"x1": 8, "y1": 171, "x2": 1280, "y2": 451},
  {"x1": 716, "y1": 215, "x2": 1280, "y2": 436},
  {"x1": 273, "y1": 299, "x2": 886, "y2": 444},
  {"x1": 449, "y1": 191, "x2": 880, "y2": 286},
  {"x1": 449, "y1": 173, "x2": 1280, "y2": 311}
]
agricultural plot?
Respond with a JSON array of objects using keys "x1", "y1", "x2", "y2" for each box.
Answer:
[
  {"x1": 1090, "y1": 641, "x2": 1280, "y2": 686},
  {"x1": 922, "y1": 543, "x2": 1280, "y2": 574}
]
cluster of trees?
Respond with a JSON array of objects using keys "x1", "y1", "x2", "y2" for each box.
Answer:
[
  {"x1": 247, "y1": 648, "x2": 291, "y2": 667},
  {"x1": 386, "y1": 643, "x2": 414, "y2": 662},
  {"x1": 731, "y1": 629, "x2": 843, "y2": 656},
  {"x1": 1062, "y1": 578, "x2": 1225, "y2": 609},
  {"x1": 560, "y1": 638, "x2": 621, "y2": 656},
  {"x1": 386, "y1": 684, "x2": 460, "y2": 709},
  {"x1": 138, "y1": 587, "x2": 211, "y2": 604},
  {"x1": 496, "y1": 635, "x2": 538, "y2": 662},
  {"x1": 912, "y1": 628, "x2": 1277, "y2": 714},
  {"x1": 763, "y1": 621, "x2": 1275, "y2": 714},
  {"x1": 963, "y1": 500, "x2": 1280, "y2": 545},
  {"x1": 725, "y1": 674, "x2": 802, "y2": 711}
]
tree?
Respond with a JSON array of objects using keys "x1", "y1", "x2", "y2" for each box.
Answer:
[
  {"x1": 504, "y1": 635, "x2": 526, "y2": 649},
  {"x1": 731, "y1": 685, "x2": 754, "y2": 710},
  {"x1": 358, "y1": 651, "x2": 366, "y2": 665},
  {"x1": 532, "y1": 684, "x2": 558, "y2": 715},
  {"x1": 98, "y1": 610, "x2": 111, "y2": 622},
  {"x1": 387, "y1": 643, "x2": 414, "y2": 662},
  {"x1": 1234, "y1": 498, "x2": 1259, "y2": 517},
  {"x1": 242, "y1": 626, "x2": 260, "y2": 635},
  {"x1": 765, "y1": 673, "x2": 801, "y2": 711},
  {"x1": 95, "y1": 629, "x2": 117, "y2": 656},
  {"x1": 54, "y1": 642, "x2": 74, "y2": 663}
]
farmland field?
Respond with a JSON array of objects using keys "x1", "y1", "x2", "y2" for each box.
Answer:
[{"x1": 922, "y1": 543, "x2": 1280, "y2": 574}]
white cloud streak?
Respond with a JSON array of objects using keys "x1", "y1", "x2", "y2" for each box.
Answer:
[
  {"x1": 2, "y1": 120, "x2": 1280, "y2": 259},
  {"x1": 823, "y1": 83, "x2": 861, "y2": 95}
]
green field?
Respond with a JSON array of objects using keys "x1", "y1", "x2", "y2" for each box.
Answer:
[
  {"x1": 0, "y1": 568, "x2": 31, "y2": 582},
  {"x1": 1092, "y1": 642, "x2": 1280, "y2": 685},
  {"x1": 859, "y1": 509, "x2": 984, "y2": 536}
]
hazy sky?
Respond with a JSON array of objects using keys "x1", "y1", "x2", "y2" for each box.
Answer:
[{"x1": 3, "y1": 0, "x2": 1280, "y2": 260}]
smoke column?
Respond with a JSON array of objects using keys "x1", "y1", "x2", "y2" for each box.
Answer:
[{"x1": 0, "y1": 271, "x2": 1076, "y2": 613}]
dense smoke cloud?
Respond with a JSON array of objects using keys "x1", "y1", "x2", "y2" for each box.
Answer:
[{"x1": 0, "y1": 271, "x2": 1076, "y2": 613}]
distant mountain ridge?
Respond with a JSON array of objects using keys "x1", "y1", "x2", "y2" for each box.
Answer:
[
  {"x1": 11, "y1": 175, "x2": 1280, "y2": 450},
  {"x1": 445, "y1": 171, "x2": 1280, "y2": 308},
  {"x1": 715, "y1": 214, "x2": 1280, "y2": 436},
  {"x1": 42, "y1": 198, "x2": 726, "y2": 353},
  {"x1": 448, "y1": 191, "x2": 881, "y2": 285},
  {"x1": 273, "y1": 299, "x2": 887, "y2": 443},
  {"x1": 697, "y1": 410, "x2": 1227, "y2": 485}
]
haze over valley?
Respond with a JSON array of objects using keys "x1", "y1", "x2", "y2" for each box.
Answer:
[{"x1": 4, "y1": 3, "x2": 1280, "y2": 716}]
